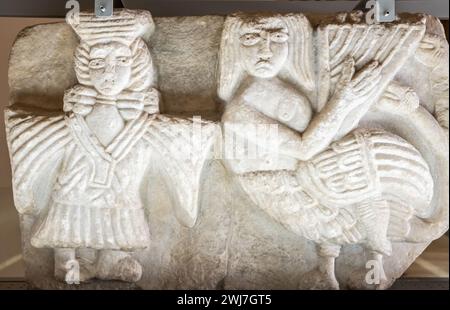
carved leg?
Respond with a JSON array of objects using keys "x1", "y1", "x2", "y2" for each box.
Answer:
[
  {"x1": 303, "y1": 244, "x2": 341, "y2": 289},
  {"x1": 54, "y1": 248, "x2": 76, "y2": 282},
  {"x1": 369, "y1": 251, "x2": 389, "y2": 290},
  {"x1": 96, "y1": 250, "x2": 142, "y2": 282},
  {"x1": 357, "y1": 198, "x2": 392, "y2": 256},
  {"x1": 76, "y1": 248, "x2": 97, "y2": 282},
  {"x1": 317, "y1": 244, "x2": 341, "y2": 290}
]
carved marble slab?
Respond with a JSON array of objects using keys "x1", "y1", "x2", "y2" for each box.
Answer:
[{"x1": 4, "y1": 9, "x2": 449, "y2": 289}]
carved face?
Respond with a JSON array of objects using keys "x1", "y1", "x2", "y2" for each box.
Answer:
[
  {"x1": 89, "y1": 42, "x2": 133, "y2": 96},
  {"x1": 239, "y1": 18, "x2": 289, "y2": 79}
]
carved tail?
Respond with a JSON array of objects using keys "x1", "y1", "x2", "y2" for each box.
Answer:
[
  {"x1": 366, "y1": 130, "x2": 434, "y2": 241},
  {"x1": 362, "y1": 105, "x2": 449, "y2": 243}
]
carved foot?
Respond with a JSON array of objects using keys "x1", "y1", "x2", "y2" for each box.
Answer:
[
  {"x1": 301, "y1": 244, "x2": 341, "y2": 290},
  {"x1": 302, "y1": 267, "x2": 340, "y2": 290},
  {"x1": 96, "y1": 250, "x2": 142, "y2": 283},
  {"x1": 364, "y1": 251, "x2": 391, "y2": 290},
  {"x1": 114, "y1": 257, "x2": 143, "y2": 283},
  {"x1": 371, "y1": 271, "x2": 390, "y2": 290},
  {"x1": 54, "y1": 258, "x2": 96, "y2": 283},
  {"x1": 373, "y1": 252, "x2": 390, "y2": 290},
  {"x1": 54, "y1": 248, "x2": 97, "y2": 283}
]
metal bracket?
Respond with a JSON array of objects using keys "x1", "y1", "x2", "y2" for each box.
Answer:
[
  {"x1": 361, "y1": 0, "x2": 396, "y2": 23},
  {"x1": 95, "y1": 0, "x2": 114, "y2": 17},
  {"x1": 376, "y1": 0, "x2": 396, "y2": 22},
  {"x1": 0, "y1": 0, "x2": 447, "y2": 19}
]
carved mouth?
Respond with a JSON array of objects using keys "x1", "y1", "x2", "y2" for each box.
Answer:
[
  {"x1": 255, "y1": 60, "x2": 272, "y2": 69},
  {"x1": 101, "y1": 80, "x2": 115, "y2": 90},
  {"x1": 101, "y1": 87, "x2": 113, "y2": 92}
]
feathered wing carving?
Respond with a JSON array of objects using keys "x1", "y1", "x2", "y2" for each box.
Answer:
[
  {"x1": 143, "y1": 115, "x2": 219, "y2": 227},
  {"x1": 238, "y1": 135, "x2": 372, "y2": 246},
  {"x1": 316, "y1": 16, "x2": 426, "y2": 137},
  {"x1": 239, "y1": 129, "x2": 434, "y2": 246},
  {"x1": 5, "y1": 109, "x2": 70, "y2": 214},
  {"x1": 238, "y1": 170, "x2": 362, "y2": 245},
  {"x1": 300, "y1": 130, "x2": 379, "y2": 204},
  {"x1": 299, "y1": 129, "x2": 433, "y2": 242}
]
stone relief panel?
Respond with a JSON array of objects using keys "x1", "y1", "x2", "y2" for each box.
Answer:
[{"x1": 4, "y1": 9, "x2": 449, "y2": 289}]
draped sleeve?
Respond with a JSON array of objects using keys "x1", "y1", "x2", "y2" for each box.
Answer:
[
  {"x1": 5, "y1": 108, "x2": 71, "y2": 214},
  {"x1": 143, "y1": 115, "x2": 220, "y2": 227}
]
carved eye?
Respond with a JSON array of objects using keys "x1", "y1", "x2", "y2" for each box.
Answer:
[
  {"x1": 117, "y1": 56, "x2": 131, "y2": 66},
  {"x1": 89, "y1": 59, "x2": 105, "y2": 69},
  {"x1": 240, "y1": 34, "x2": 260, "y2": 46},
  {"x1": 271, "y1": 32, "x2": 289, "y2": 43}
]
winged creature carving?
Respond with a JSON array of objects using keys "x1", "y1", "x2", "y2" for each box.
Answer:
[
  {"x1": 218, "y1": 13, "x2": 448, "y2": 289},
  {"x1": 5, "y1": 10, "x2": 218, "y2": 283}
]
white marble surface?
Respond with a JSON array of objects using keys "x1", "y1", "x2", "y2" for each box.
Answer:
[{"x1": 3, "y1": 10, "x2": 449, "y2": 289}]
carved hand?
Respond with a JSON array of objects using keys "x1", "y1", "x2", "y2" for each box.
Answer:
[
  {"x1": 63, "y1": 85, "x2": 97, "y2": 116},
  {"x1": 378, "y1": 82, "x2": 419, "y2": 114},
  {"x1": 334, "y1": 57, "x2": 382, "y2": 112},
  {"x1": 415, "y1": 34, "x2": 448, "y2": 68},
  {"x1": 117, "y1": 88, "x2": 160, "y2": 120}
]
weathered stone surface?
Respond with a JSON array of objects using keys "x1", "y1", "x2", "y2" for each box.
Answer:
[{"x1": 5, "y1": 9, "x2": 449, "y2": 290}]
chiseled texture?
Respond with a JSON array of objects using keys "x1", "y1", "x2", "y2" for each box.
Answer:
[
  {"x1": 5, "y1": 11, "x2": 449, "y2": 289},
  {"x1": 7, "y1": 11, "x2": 220, "y2": 285}
]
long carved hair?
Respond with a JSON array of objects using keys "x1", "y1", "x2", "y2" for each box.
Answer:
[
  {"x1": 217, "y1": 13, "x2": 315, "y2": 103},
  {"x1": 73, "y1": 38, "x2": 156, "y2": 92}
]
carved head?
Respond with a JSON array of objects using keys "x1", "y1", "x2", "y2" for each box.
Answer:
[
  {"x1": 239, "y1": 18, "x2": 289, "y2": 79},
  {"x1": 88, "y1": 42, "x2": 133, "y2": 95},
  {"x1": 218, "y1": 14, "x2": 315, "y2": 102},
  {"x1": 68, "y1": 10, "x2": 156, "y2": 96}
]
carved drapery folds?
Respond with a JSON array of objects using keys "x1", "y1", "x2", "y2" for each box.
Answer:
[{"x1": 4, "y1": 9, "x2": 449, "y2": 289}]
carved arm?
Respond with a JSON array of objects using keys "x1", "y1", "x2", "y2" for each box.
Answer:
[{"x1": 224, "y1": 58, "x2": 383, "y2": 161}]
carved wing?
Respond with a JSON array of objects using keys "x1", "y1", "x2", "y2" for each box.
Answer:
[
  {"x1": 299, "y1": 130, "x2": 379, "y2": 205},
  {"x1": 143, "y1": 115, "x2": 219, "y2": 227},
  {"x1": 5, "y1": 109, "x2": 71, "y2": 214},
  {"x1": 317, "y1": 14, "x2": 426, "y2": 137},
  {"x1": 238, "y1": 170, "x2": 362, "y2": 245},
  {"x1": 301, "y1": 129, "x2": 434, "y2": 242}
]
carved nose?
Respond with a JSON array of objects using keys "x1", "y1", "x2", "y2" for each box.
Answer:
[
  {"x1": 105, "y1": 63, "x2": 116, "y2": 74},
  {"x1": 258, "y1": 41, "x2": 273, "y2": 60},
  {"x1": 258, "y1": 51, "x2": 273, "y2": 61},
  {"x1": 102, "y1": 72, "x2": 115, "y2": 85}
]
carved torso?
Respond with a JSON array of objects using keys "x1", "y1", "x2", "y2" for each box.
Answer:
[
  {"x1": 239, "y1": 78, "x2": 312, "y2": 133},
  {"x1": 30, "y1": 112, "x2": 154, "y2": 250},
  {"x1": 223, "y1": 78, "x2": 314, "y2": 174},
  {"x1": 85, "y1": 104, "x2": 125, "y2": 147}
]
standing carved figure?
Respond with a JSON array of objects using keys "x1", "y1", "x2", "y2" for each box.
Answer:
[
  {"x1": 218, "y1": 13, "x2": 447, "y2": 289},
  {"x1": 6, "y1": 10, "x2": 217, "y2": 283}
]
